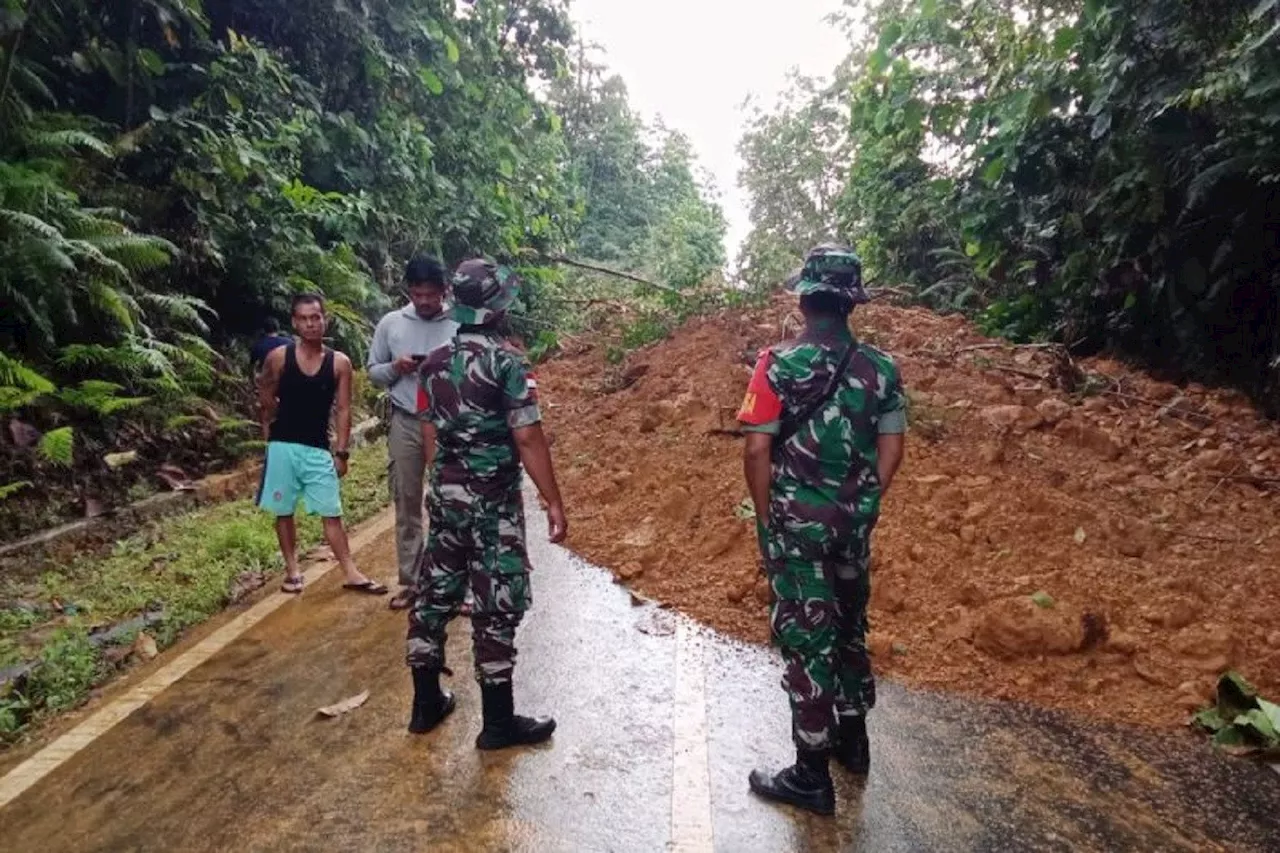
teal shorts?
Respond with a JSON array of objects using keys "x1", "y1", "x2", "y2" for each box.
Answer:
[{"x1": 257, "y1": 441, "x2": 343, "y2": 518}]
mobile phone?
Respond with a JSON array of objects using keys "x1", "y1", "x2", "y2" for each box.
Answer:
[{"x1": 410, "y1": 353, "x2": 427, "y2": 362}]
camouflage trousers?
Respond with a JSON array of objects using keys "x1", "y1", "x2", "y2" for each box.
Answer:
[
  {"x1": 405, "y1": 482, "x2": 532, "y2": 685},
  {"x1": 764, "y1": 528, "x2": 875, "y2": 752}
]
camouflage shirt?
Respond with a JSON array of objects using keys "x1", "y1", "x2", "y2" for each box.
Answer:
[
  {"x1": 738, "y1": 324, "x2": 906, "y2": 543},
  {"x1": 416, "y1": 329, "x2": 541, "y2": 500}
]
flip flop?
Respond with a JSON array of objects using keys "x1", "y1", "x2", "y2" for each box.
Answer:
[
  {"x1": 389, "y1": 588, "x2": 415, "y2": 610},
  {"x1": 281, "y1": 576, "x2": 304, "y2": 594},
  {"x1": 343, "y1": 580, "x2": 389, "y2": 596}
]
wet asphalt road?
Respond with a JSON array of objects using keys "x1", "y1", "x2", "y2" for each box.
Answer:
[{"x1": 0, "y1": 489, "x2": 1277, "y2": 852}]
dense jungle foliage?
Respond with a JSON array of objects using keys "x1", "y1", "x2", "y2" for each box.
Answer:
[
  {"x1": 738, "y1": 0, "x2": 1280, "y2": 413},
  {"x1": 7, "y1": 0, "x2": 1279, "y2": 536},
  {"x1": 0, "y1": 0, "x2": 725, "y2": 537}
]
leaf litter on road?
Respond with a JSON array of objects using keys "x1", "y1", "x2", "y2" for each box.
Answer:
[{"x1": 317, "y1": 690, "x2": 370, "y2": 718}]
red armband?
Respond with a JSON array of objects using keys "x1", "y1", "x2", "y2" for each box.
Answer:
[{"x1": 737, "y1": 350, "x2": 782, "y2": 425}]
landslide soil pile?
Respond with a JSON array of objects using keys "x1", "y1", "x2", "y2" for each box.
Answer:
[{"x1": 539, "y1": 295, "x2": 1280, "y2": 729}]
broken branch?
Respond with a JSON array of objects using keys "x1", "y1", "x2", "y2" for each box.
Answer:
[
  {"x1": 542, "y1": 255, "x2": 683, "y2": 296},
  {"x1": 1100, "y1": 389, "x2": 1215, "y2": 425},
  {"x1": 1200, "y1": 462, "x2": 1243, "y2": 509},
  {"x1": 957, "y1": 341, "x2": 1065, "y2": 354}
]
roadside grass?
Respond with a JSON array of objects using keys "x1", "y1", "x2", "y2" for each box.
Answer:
[{"x1": 0, "y1": 440, "x2": 389, "y2": 742}]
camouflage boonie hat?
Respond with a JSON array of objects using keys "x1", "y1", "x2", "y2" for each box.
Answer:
[
  {"x1": 784, "y1": 242, "x2": 869, "y2": 304},
  {"x1": 448, "y1": 258, "x2": 520, "y2": 325}
]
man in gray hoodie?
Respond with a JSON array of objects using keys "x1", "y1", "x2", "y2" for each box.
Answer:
[{"x1": 367, "y1": 255, "x2": 460, "y2": 609}]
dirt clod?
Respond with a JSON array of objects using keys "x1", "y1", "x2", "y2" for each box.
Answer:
[{"x1": 541, "y1": 294, "x2": 1280, "y2": 729}]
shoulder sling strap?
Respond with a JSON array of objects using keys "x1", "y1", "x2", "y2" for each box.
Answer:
[{"x1": 775, "y1": 344, "x2": 856, "y2": 446}]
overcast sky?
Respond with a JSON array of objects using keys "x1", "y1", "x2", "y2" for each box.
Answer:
[{"x1": 569, "y1": 0, "x2": 850, "y2": 266}]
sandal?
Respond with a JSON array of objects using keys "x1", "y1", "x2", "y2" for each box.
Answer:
[
  {"x1": 343, "y1": 579, "x2": 389, "y2": 596},
  {"x1": 281, "y1": 575, "x2": 304, "y2": 594},
  {"x1": 389, "y1": 587, "x2": 415, "y2": 610}
]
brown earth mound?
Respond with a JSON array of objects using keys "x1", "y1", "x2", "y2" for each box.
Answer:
[{"x1": 539, "y1": 296, "x2": 1280, "y2": 729}]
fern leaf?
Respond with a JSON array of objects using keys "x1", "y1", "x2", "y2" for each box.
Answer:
[
  {"x1": 324, "y1": 300, "x2": 373, "y2": 334},
  {"x1": 25, "y1": 236, "x2": 78, "y2": 273},
  {"x1": 58, "y1": 341, "x2": 170, "y2": 382},
  {"x1": 87, "y1": 280, "x2": 139, "y2": 331},
  {"x1": 0, "y1": 481, "x2": 33, "y2": 501},
  {"x1": 0, "y1": 279, "x2": 54, "y2": 338},
  {"x1": 1, "y1": 86, "x2": 35, "y2": 126},
  {"x1": 126, "y1": 338, "x2": 178, "y2": 378},
  {"x1": 99, "y1": 395, "x2": 151, "y2": 415},
  {"x1": 0, "y1": 352, "x2": 55, "y2": 393},
  {"x1": 64, "y1": 239, "x2": 130, "y2": 279},
  {"x1": 0, "y1": 207, "x2": 62, "y2": 240},
  {"x1": 39, "y1": 427, "x2": 74, "y2": 467},
  {"x1": 0, "y1": 386, "x2": 45, "y2": 413},
  {"x1": 56, "y1": 380, "x2": 150, "y2": 415},
  {"x1": 80, "y1": 207, "x2": 138, "y2": 225},
  {"x1": 173, "y1": 331, "x2": 218, "y2": 356},
  {"x1": 57, "y1": 344, "x2": 117, "y2": 370},
  {"x1": 146, "y1": 338, "x2": 214, "y2": 386},
  {"x1": 71, "y1": 379, "x2": 125, "y2": 395},
  {"x1": 59, "y1": 207, "x2": 123, "y2": 239},
  {"x1": 216, "y1": 417, "x2": 257, "y2": 433},
  {"x1": 11, "y1": 58, "x2": 56, "y2": 107},
  {"x1": 26, "y1": 129, "x2": 114, "y2": 158},
  {"x1": 137, "y1": 292, "x2": 211, "y2": 332},
  {"x1": 89, "y1": 234, "x2": 178, "y2": 270},
  {"x1": 165, "y1": 414, "x2": 206, "y2": 430},
  {"x1": 227, "y1": 439, "x2": 268, "y2": 456}
]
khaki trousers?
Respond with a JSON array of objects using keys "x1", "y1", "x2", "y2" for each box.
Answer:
[{"x1": 387, "y1": 407, "x2": 427, "y2": 588}]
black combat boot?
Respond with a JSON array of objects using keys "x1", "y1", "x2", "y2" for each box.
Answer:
[
  {"x1": 833, "y1": 714, "x2": 870, "y2": 775},
  {"x1": 748, "y1": 748, "x2": 836, "y2": 816},
  {"x1": 475, "y1": 682, "x2": 555, "y2": 750},
  {"x1": 408, "y1": 667, "x2": 455, "y2": 734}
]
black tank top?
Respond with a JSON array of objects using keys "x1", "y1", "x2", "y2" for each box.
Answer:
[{"x1": 269, "y1": 344, "x2": 336, "y2": 449}]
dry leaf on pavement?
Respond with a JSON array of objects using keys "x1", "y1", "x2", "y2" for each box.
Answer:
[{"x1": 316, "y1": 691, "x2": 370, "y2": 718}]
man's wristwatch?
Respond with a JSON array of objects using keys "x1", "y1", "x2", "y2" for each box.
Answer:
[{"x1": 333, "y1": 449, "x2": 350, "y2": 460}]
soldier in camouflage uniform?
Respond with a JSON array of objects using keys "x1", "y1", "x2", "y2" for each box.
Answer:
[
  {"x1": 405, "y1": 258, "x2": 568, "y2": 751},
  {"x1": 737, "y1": 243, "x2": 907, "y2": 815}
]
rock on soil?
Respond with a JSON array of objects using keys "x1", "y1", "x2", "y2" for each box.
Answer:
[{"x1": 540, "y1": 295, "x2": 1280, "y2": 729}]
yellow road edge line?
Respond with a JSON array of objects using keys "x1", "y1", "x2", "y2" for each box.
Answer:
[
  {"x1": 0, "y1": 508, "x2": 395, "y2": 811},
  {"x1": 671, "y1": 619, "x2": 715, "y2": 853}
]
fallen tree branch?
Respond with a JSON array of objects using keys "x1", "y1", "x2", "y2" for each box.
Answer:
[
  {"x1": 541, "y1": 255, "x2": 683, "y2": 296},
  {"x1": 1200, "y1": 462, "x2": 1243, "y2": 509},
  {"x1": 1099, "y1": 388, "x2": 1215, "y2": 425},
  {"x1": 957, "y1": 342, "x2": 1065, "y2": 354}
]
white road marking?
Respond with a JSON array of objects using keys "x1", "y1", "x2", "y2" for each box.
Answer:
[
  {"x1": 671, "y1": 619, "x2": 715, "y2": 852},
  {"x1": 0, "y1": 509, "x2": 395, "y2": 810}
]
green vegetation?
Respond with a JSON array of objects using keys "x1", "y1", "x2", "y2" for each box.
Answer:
[
  {"x1": 517, "y1": 41, "x2": 728, "y2": 348},
  {"x1": 0, "y1": 439, "x2": 388, "y2": 741},
  {"x1": 1194, "y1": 671, "x2": 1280, "y2": 757},
  {"x1": 737, "y1": 0, "x2": 1280, "y2": 412},
  {"x1": 0, "y1": 1, "x2": 725, "y2": 537}
]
